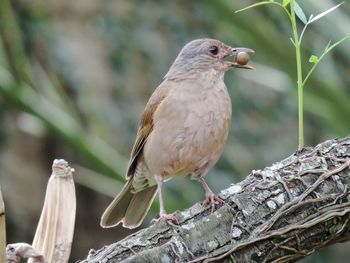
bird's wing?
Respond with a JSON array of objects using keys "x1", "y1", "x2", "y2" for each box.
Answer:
[{"x1": 126, "y1": 82, "x2": 171, "y2": 179}]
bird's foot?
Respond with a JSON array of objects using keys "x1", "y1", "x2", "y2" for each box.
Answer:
[
  {"x1": 203, "y1": 193, "x2": 225, "y2": 213},
  {"x1": 152, "y1": 212, "x2": 179, "y2": 225}
]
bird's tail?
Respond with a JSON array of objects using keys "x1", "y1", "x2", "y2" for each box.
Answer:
[{"x1": 100, "y1": 180, "x2": 157, "y2": 228}]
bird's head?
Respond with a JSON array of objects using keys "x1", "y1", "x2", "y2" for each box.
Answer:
[{"x1": 165, "y1": 38, "x2": 254, "y2": 80}]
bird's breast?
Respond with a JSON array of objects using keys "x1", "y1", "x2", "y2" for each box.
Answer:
[{"x1": 144, "y1": 79, "x2": 232, "y2": 177}]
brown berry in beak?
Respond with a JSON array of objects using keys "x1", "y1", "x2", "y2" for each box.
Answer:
[{"x1": 231, "y1": 47, "x2": 255, "y2": 70}]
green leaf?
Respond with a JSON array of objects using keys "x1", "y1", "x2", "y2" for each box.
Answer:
[
  {"x1": 325, "y1": 40, "x2": 332, "y2": 51},
  {"x1": 309, "y1": 3, "x2": 343, "y2": 24},
  {"x1": 294, "y1": 1, "x2": 307, "y2": 24},
  {"x1": 235, "y1": 1, "x2": 277, "y2": 13},
  {"x1": 309, "y1": 55, "x2": 319, "y2": 63},
  {"x1": 325, "y1": 35, "x2": 350, "y2": 53},
  {"x1": 283, "y1": 0, "x2": 290, "y2": 7}
]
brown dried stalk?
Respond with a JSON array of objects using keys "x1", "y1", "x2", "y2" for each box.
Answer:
[
  {"x1": 28, "y1": 159, "x2": 76, "y2": 263},
  {"x1": 0, "y1": 187, "x2": 5, "y2": 263}
]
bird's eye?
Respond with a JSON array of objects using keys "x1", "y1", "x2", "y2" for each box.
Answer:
[{"x1": 209, "y1": 45, "x2": 219, "y2": 55}]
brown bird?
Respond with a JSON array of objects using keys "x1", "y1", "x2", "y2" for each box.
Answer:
[{"x1": 100, "y1": 38, "x2": 254, "y2": 228}]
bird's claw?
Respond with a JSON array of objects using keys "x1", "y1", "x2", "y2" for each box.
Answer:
[
  {"x1": 203, "y1": 193, "x2": 225, "y2": 213},
  {"x1": 152, "y1": 213, "x2": 179, "y2": 225}
]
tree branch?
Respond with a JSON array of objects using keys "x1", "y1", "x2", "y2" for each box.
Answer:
[{"x1": 81, "y1": 136, "x2": 350, "y2": 262}]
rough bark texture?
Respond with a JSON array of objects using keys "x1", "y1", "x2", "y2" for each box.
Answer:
[{"x1": 81, "y1": 136, "x2": 350, "y2": 263}]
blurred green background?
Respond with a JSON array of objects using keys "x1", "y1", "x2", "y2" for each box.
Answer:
[{"x1": 0, "y1": 0, "x2": 349, "y2": 261}]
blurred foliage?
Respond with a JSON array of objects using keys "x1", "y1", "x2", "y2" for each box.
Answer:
[{"x1": 0, "y1": 0, "x2": 349, "y2": 261}]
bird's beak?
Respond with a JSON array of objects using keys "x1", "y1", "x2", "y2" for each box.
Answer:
[{"x1": 230, "y1": 47, "x2": 255, "y2": 70}]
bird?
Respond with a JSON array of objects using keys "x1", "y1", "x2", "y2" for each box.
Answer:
[{"x1": 100, "y1": 38, "x2": 254, "y2": 228}]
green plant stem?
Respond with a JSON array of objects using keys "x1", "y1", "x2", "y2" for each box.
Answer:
[{"x1": 290, "y1": 0, "x2": 304, "y2": 150}]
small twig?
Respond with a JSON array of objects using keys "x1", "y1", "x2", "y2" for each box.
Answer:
[
  {"x1": 275, "y1": 173, "x2": 292, "y2": 201},
  {"x1": 298, "y1": 168, "x2": 327, "y2": 177},
  {"x1": 297, "y1": 160, "x2": 350, "y2": 203},
  {"x1": 263, "y1": 236, "x2": 295, "y2": 263}
]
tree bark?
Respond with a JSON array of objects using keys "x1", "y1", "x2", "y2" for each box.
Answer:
[{"x1": 81, "y1": 136, "x2": 350, "y2": 263}]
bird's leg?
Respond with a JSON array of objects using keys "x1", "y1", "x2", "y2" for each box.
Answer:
[
  {"x1": 199, "y1": 177, "x2": 225, "y2": 212},
  {"x1": 156, "y1": 176, "x2": 167, "y2": 216},
  {"x1": 153, "y1": 175, "x2": 178, "y2": 223}
]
